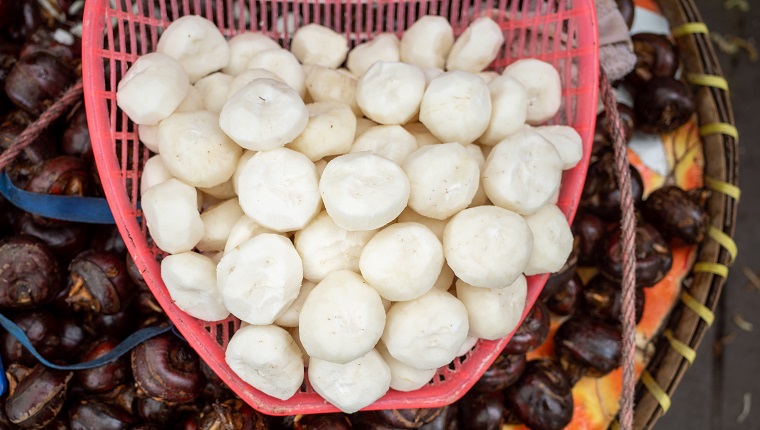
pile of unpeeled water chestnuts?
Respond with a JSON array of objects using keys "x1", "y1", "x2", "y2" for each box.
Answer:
[{"x1": 0, "y1": 0, "x2": 707, "y2": 428}]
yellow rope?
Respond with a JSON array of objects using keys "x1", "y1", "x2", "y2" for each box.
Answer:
[
  {"x1": 671, "y1": 22, "x2": 709, "y2": 37},
  {"x1": 699, "y1": 123, "x2": 739, "y2": 140},
  {"x1": 641, "y1": 371, "x2": 672, "y2": 413},
  {"x1": 707, "y1": 226, "x2": 738, "y2": 264},
  {"x1": 704, "y1": 177, "x2": 741, "y2": 200},
  {"x1": 693, "y1": 262, "x2": 729, "y2": 278},
  {"x1": 686, "y1": 74, "x2": 730, "y2": 92},
  {"x1": 681, "y1": 291, "x2": 716, "y2": 326},
  {"x1": 663, "y1": 329, "x2": 697, "y2": 364}
]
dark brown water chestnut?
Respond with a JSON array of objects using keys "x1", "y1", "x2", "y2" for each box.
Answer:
[
  {"x1": 635, "y1": 77, "x2": 695, "y2": 134},
  {"x1": 0, "y1": 122, "x2": 58, "y2": 187},
  {"x1": 136, "y1": 394, "x2": 175, "y2": 425},
  {"x1": 81, "y1": 301, "x2": 137, "y2": 339},
  {"x1": 131, "y1": 333, "x2": 204, "y2": 403},
  {"x1": 4, "y1": 364, "x2": 73, "y2": 429},
  {"x1": 626, "y1": 33, "x2": 679, "y2": 88},
  {"x1": 554, "y1": 315, "x2": 623, "y2": 383},
  {"x1": 20, "y1": 26, "x2": 82, "y2": 64},
  {"x1": 599, "y1": 221, "x2": 673, "y2": 287},
  {"x1": 62, "y1": 105, "x2": 93, "y2": 163},
  {"x1": 90, "y1": 225, "x2": 127, "y2": 258},
  {"x1": 540, "y1": 244, "x2": 579, "y2": 300},
  {"x1": 642, "y1": 185, "x2": 709, "y2": 244},
  {"x1": 26, "y1": 155, "x2": 91, "y2": 198},
  {"x1": 1, "y1": 312, "x2": 59, "y2": 366},
  {"x1": 503, "y1": 301, "x2": 550, "y2": 355},
  {"x1": 75, "y1": 338, "x2": 130, "y2": 393},
  {"x1": 199, "y1": 399, "x2": 268, "y2": 430},
  {"x1": 457, "y1": 391, "x2": 505, "y2": 430},
  {"x1": 4, "y1": 0, "x2": 42, "y2": 44},
  {"x1": 581, "y1": 275, "x2": 645, "y2": 324},
  {"x1": 5, "y1": 52, "x2": 76, "y2": 115},
  {"x1": 474, "y1": 353, "x2": 526, "y2": 392},
  {"x1": 504, "y1": 359, "x2": 574, "y2": 430},
  {"x1": 69, "y1": 400, "x2": 136, "y2": 430},
  {"x1": 296, "y1": 413, "x2": 352, "y2": 429},
  {"x1": 15, "y1": 212, "x2": 91, "y2": 258},
  {"x1": 581, "y1": 151, "x2": 644, "y2": 222},
  {"x1": 0, "y1": 235, "x2": 60, "y2": 309},
  {"x1": 98, "y1": 384, "x2": 137, "y2": 415},
  {"x1": 594, "y1": 103, "x2": 636, "y2": 149},
  {"x1": 545, "y1": 273, "x2": 583, "y2": 316},
  {"x1": 419, "y1": 405, "x2": 457, "y2": 430},
  {"x1": 358, "y1": 408, "x2": 442, "y2": 429},
  {"x1": 615, "y1": 0, "x2": 635, "y2": 29},
  {"x1": 67, "y1": 250, "x2": 133, "y2": 315},
  {"x1": 573, "y1": 211, "x2": 611, "y2": 266}
]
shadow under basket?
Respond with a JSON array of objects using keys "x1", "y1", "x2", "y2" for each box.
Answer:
[{"x1": 81, "y1": 0, "x2": 599, "y2": 415}]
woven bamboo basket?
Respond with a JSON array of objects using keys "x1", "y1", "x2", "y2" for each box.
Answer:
[{"x1": 629, "y1": 0, "x2": 739, "y2": 427}]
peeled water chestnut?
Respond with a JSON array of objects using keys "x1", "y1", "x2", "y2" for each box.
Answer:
[
  {"x1": 554, "y1": 315, "x2": 623, "y2": 383},
  {"x1": 0, "y1": 235, "x2": 60, "y2": 309},
  {"x1": 504, "y1": 359, "x2": 574, "y2": 430},
  {"x1": 599, "y1": 221, "x2": 673, "y2": 287},
  {"x1": 503, "y1": 300, "x2": 550, "y2": 355},
  {"x1": 642, "y1": 185, "x2": 709, "y2": 244},
  {"x1": 634, "y1": 77, "x2": 695, "y2": 134}
]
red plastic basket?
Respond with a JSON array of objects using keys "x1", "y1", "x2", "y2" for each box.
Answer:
[{"x1": 82, "y1": 0, "x2": 598, "y2": 415}]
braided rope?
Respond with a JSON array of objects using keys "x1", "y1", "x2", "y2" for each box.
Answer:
[
  {"x1": 599, "y1": 69, "x2": 638, "y2": 430},
  {"x1": 0, "y1": 80, "x2": 84, "y2": 172}
]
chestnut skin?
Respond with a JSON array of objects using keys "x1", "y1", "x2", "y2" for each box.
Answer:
[
  {"x1": 504, "y1": 359, "x2": 574, "y2": 430},
  {"x1": 4, "y1": 364, "x2": 73, "y2": 429},
  {"x1": 67, "y1": 250, "x2": 134, "y2": 315},
  {"x1": 474, "y1": 353, "x2": 527, "y2": 392},
  {"x1": 75, "y1": 338, "x2": 131, "y2": 393},
  {"x1": 457, "y1": 391, "x2": 505, "y2": 430},
  {"x1": 4, "y1": 51, "x2": 76, "y2": 115}
]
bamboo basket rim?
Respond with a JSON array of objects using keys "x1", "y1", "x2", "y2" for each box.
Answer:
[{"x1": 629, "y1": 0, "x2": 739, "y2": 427}]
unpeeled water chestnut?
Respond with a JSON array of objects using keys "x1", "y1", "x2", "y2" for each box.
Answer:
[
  {"x1": 581, "y1": 275, "x2": 645, "y2": 324},
  {"x1": 0, "y1": 122, "x2": 58, "y2": 186},
  {"x1": 540, "y1": 244, "x2": 579, "y2": 300},
  {"x1": 67, "y1": 250, "x2": 133, "y2": 315},
  {"x1": 62, "y1": 105, "x2": 93, "y2": 163},
  {"x1": 554, "y1": 315, "x2": 623, "y2": 383},
  {"x1": 503, "y1": 300, "x2": 550, "y2": 355},
  {"x1": 457, "y1": 392, "x2": 505, "y2": 430},
  {"x1": 418, "y1": 404, "x2": 457, "y2": 430},
  {"x1": 504, "y1": 359, "x2": 574, "y2": 430},
  {"x1": 635, "y1": 77, "x2": 695, "y2": 134},
  {"x1": 69, "y1": 400, "x2": 136, "y2": 430},
  {"x1": 4, "y1": 51, "x2": 76, "y2": 115},
  {"x1": 131, "y1": 333, "x2": 204, "y2": 403},
  {"x1": 358, "y1": 408, "x2": 442, "y2": 429},
  {"x1": 545, "y1": 272, "x2": 583, "y2": 316},
  {"x1": 615, "y1": 0, "x2": 635, "y2": 29},
  {"x1": 0, "y1": 311, "x2": 59, "y2": 366},
  {"x1": 642, "y1": 185, "x2": 709, "y2": 244},
  {"x1": 573, "y1": 211, "x2": 611, "y2": 266},
  {"x1": 594, "y1": 103, "x2": 636, "y2": 151},
  {"x1": 26, "y1": 155, "x2": 91, "y2": 198},
  {"x1": 599, "y1": 221, "x2": 673, "y2": 287},
  {"x1": 626, "y1": 33, "x2": 679, "y2": 88},
  {"x1": 4, "y1": 364, "x2": 73, "y2": 429},
  {"x1": 581, "y1": 151, "x2": 644, "y2": 222},
  {"x1": 199, "y1": 399, "x2": 268, "y2": 430},
  {"x1": 474, "y1": 353, "x2": 526, "y2": 392},
  {"x1": 15, "y1": 212, "x2": 91, "y2": 258},
  {"x1": 0, "y1": 235, "x2": 60, "y2": 309},
  {"x1": 136, "y1": 394, "x2": 175, "y2": 425},
  {"x1": 76, "y1": 338, "x2": 130, "y2": 393},
  {"x1": 296, "y1": 413, "x2": 353, "y2": 429}
]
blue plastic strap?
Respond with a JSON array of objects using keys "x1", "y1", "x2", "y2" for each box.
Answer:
[
  {"x1": 0, "y1": 312, "x2": 172, "y2": 396},
  {"x1": 0, "y1": 171, "x2": 116, "y2": 224}
]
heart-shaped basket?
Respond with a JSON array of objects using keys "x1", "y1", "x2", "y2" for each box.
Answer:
[{"x1": 81, "y1": 0, "x2": 598, "y2": 415}]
